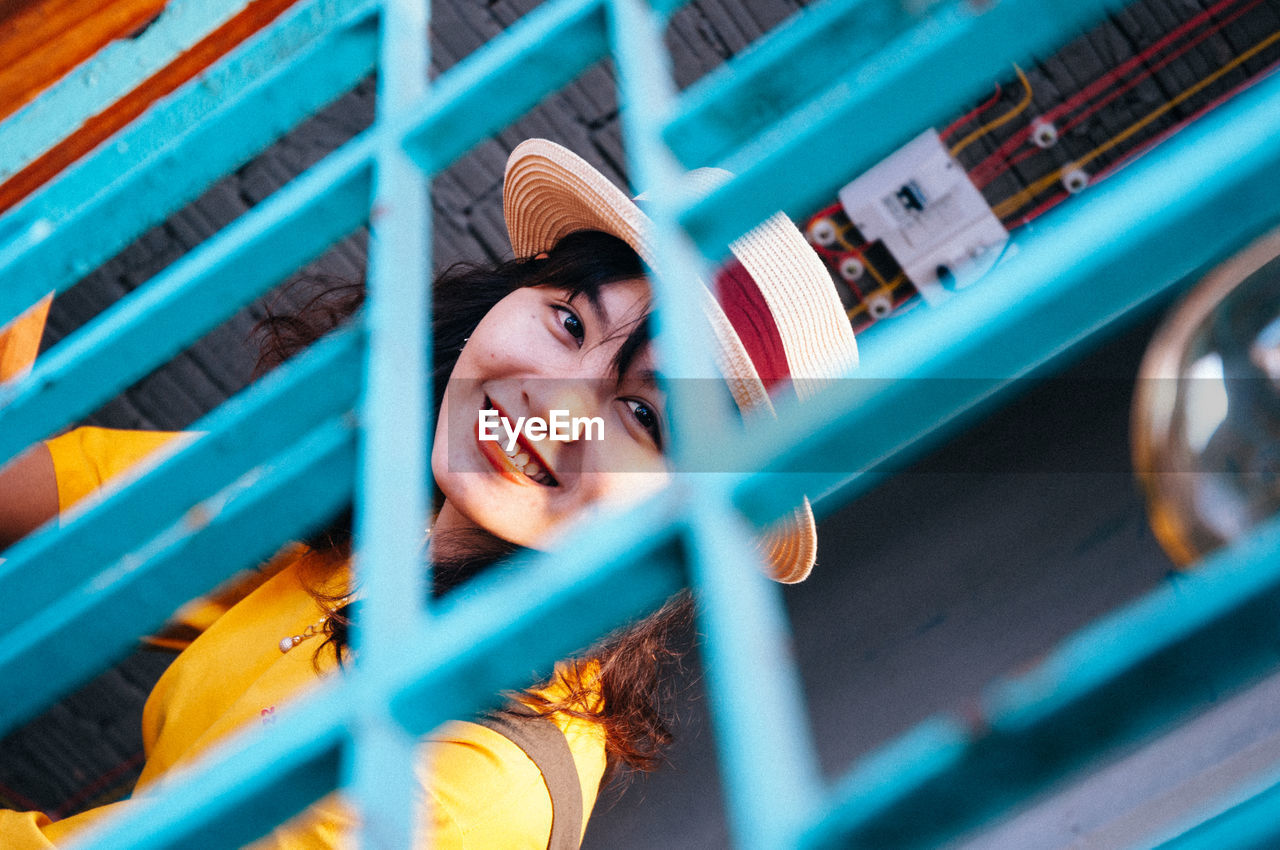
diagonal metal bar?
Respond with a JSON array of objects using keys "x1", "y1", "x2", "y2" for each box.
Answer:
[
  {"x1": 0, "y1": 324, "x2": 363, "y2": 635},
  {"x1": 389, "y1": 495, "x2": 686, "y2": 736},
  {"x1": 723, "y1": 62, "x2": 1280, "y2": 530},
  {"x1": 65, "y1": 495, "x2": 683, "y2": 849},
  {"x1": 1157, "y1": 762, "x2": 1280, "y2": 849},
  {"x1": 0, "y1": 0, "x2": 255, "y2": 181},
  {"x1": 0, "y1": 134, "x2": 374, "y2": 471},
  {"x1": 807, "y1": 718, "x2": 970, "y2": 849},
  {"x1": 401, "y1": 0, "x2": 608, "y2": 174},
  {"x1": 0, "y1": 417, "x2": 358, "y2": 733},
  {"x1": 802, "y1": 515, "x2": 1280, "y2": 848},
  {"x1": 665, "y1": 0, "x2": 909, "y2": 169},
  {"x1": 66, "y1": 681, "x2": 351, "y2": 850},
  {"x1": 0, "y1": 0, "x2": 379, "y2": 329},
  {"x1": 677, "y1": 0, "x2": 1120, "y2": 263}
]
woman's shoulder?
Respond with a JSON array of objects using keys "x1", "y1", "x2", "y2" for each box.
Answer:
[
  {"x1": 44, "y1": 426, "x2": 193, "y2": 512},
  {"x1": 424, "y1": 709, "x2": 604, "y2": 849}
]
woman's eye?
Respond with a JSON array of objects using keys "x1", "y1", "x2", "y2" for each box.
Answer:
[
  {"x1": 555, "y1": 306, "x2": 585, "y2": 345},
  {"x1": 624, "y1": 399, "x2": 662, "y2": 446}
]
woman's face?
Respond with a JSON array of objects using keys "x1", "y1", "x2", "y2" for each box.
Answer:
[{"x1": 432, "y1": 278, "x2": 669, "y2": 548}]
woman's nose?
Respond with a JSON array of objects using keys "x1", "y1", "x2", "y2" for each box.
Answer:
[{"x1": 521, "y1": 380, "x2": 601, "y2": 436}]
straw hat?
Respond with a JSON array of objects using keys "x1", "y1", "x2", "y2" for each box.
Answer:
[{"x1": 503, "y1": 139, "x2": 858, "y2": 582}]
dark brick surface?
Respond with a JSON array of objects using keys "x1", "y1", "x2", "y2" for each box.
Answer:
[{"x1": 6, "y1": 0, "x2": 1263, "y2": 845}]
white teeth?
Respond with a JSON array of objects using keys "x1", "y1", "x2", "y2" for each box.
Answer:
[
  {"x1": 511, "y1": 447, "x2": 555, "y2": 486},
  {"x1": 483, "y1": 406, "x2": 556, "y2": 485}
]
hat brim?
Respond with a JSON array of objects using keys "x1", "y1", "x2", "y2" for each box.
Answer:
[{"x1": 505, "y1": 139, "x2": 656, "y2": 264}]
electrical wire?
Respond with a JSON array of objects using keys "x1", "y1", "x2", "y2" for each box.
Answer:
[
  {"x1": 941, "y1": 81, "x2": 1004, "y2": 141},
  {"x1": 971, "y1": 0, "x2": 1251, "y2": 188},
  {"x1": 948, "y1": 65, "x2": 1032, "y2": 158},
  {"x1": 846, "y1": 278, "x2": 904, "y2": 321},
  {"x1": 992, "y1": 26, "x2": 1280, "y2": 221},
  {"x1": 1015, "y1": 51, "x2": 1280, "y2": 225},
  {"x1": 979, "y1": 0, "x2": 1263, "y2": 190}
]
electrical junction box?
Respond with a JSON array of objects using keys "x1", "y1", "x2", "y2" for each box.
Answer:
[{"x1": 837, "y1": 129, "x2": 1010, "y2": 305}]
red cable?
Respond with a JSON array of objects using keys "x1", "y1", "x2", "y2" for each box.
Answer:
[
  {"x1": 0, "y1": 781, "x2": 46, "y2": 815},
  {"x1": 1009, "y1": 57, "x2": 1280, "y2": 226},
  {"x1": 941, "y1": 81, "x2": 1004, "y2": 141},
  {"x1": 979, "y1": 0, "x2": 1266, "y2": 190},
  {"x1": 50, "y1": 751, "x2": 145, "y2": 819},
  {"x1": 971, "y1": 0, "x2": 1242, "y2": 181},
  {"x1": 968, "y1": 0, "x2": 1246, "y2": 185}
]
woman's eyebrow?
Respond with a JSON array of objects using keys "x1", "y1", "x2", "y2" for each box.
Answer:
[
  {"x1": 569, "y1": 290, "x2": 612, "y2": 328},
  {"x1": 633, "y1": 366, "x2": 660, "y2": 389},
  {"x1": 610, "y1": 314, "x2": 653, "y2": 380}
]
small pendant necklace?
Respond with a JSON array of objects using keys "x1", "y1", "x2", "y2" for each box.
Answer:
[{"x1": 279, "y1": 617, "x2": 327, "y2": 654}]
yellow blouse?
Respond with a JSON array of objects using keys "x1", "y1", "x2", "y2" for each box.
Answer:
[{"x1": 0, "y1": 428, "x2": 607, "y2": 848}]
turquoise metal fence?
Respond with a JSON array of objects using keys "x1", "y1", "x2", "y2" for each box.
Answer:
[{"x1": 3, "y1": 0, "x2": 1280, "y2": 847}]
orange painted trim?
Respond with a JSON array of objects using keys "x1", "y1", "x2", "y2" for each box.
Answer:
[
  {"x1": 0, "y1": 0, "x2": 170, "y2": 123},
  {"x1": 0, "y1": 293, "x2": 52, "y2": 382},
  {"x1": 0, "y1": 0, "x2": 302, "y2": 215}
]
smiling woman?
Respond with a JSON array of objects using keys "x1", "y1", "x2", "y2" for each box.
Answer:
[
  {"x1": 0, "y1": 139, "x2": 857, "y2": 848},
  {"x1": 436, "y1": 253, "x2": 670, "y2": 548}
]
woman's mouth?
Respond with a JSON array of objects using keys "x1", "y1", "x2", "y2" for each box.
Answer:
[{"x1": 477, "y1": 398, "x2": 559, "y2": 487}]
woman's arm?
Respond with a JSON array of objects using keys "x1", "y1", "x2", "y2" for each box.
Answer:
[
  {"x1": 0, "y1": 443, "x2": 58, "y2": 550},
  {"x1": 0, "y1": 723, "x2": 573, "y2": 850},
  {"x1": 0, "y1": 428, "x2": 183, "y2": 552}
]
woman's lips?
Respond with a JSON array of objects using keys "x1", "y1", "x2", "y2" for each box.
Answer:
[
  {"x1": 475, "y1": 416, "x2": 536, "y2": 486},
  {"x1": 475, "y1": 397, "x2": 559, "y2": 486}
]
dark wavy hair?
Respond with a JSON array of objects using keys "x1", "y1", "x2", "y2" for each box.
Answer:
[{"x1": 255, "y1": 230, "x2": 694, "y2": 778}]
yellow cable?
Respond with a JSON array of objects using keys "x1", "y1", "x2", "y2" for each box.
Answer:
[
  {"x1": 992, "y1": 28, "x2": 1280, "y2": 220},
  {"x1": 864, "y1": 257, "x2": 891, "y2": 289},
  {"x1": 834, "y1": 218, "x2": 859, "y2": 251},
  {"x1": 845, "y1": 279, "x2": 903, "y2": 321},
  {"x1": 949, "y1": 65, "x2": 1033, "y2": 157}
]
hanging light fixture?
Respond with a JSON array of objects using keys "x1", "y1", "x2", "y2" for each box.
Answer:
[{"x1": 1133, "y1": 227, "x2": 1280, "y2": 565}]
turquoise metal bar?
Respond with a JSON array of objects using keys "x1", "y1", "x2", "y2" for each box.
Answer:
[
  {"x1": 0, "y1": 0, "x2": 379, "y2": 330},
  {"x1": 728, "y1": 61, "x2": 1280, "y2": 528},
  {"x1": 351, "y1": 0, "x2": 431, "y2": 843},
  {"x1": 665, "y1": 0, "x2": 909, "y2": 168},
  {"x1": 810, "y1": 718, "x2": 969, "y2": 847},
  {"x1": 1158, "y1": 762, "x2": 1280, "y2": 849},
  {"x1": 0, "y1": 136, "x2": 373, "y2": 470},
  {"x1": 801, "y1": 515, "x2": 1280, "y2": 848},
  {"x1": 66, "y1": 681, "x2": 352, "y2": 850},
  {"x1": 389, "y1": 494, "x2": 686, "y2": 734},
  {"x1": 0, "y1": 418, "x2": 358, "y2": 731},
  {"x1": 608, "y1": 0, "x2": 826, "y2": 843},
  {"x1": 686, "y1": 500, "x2": 826, "y2": 849},
  {"x1": 67, "y1": 496, "x2": 682, "y2": 849},
  {"x1": 401, "y1": 0, "x2": 608, "y2": 173},
  {"x1": 8, "y1": 0, "x2": 374, "y2": 224},
  {"x1": 0, "y1": 0, "x2": 249, "y2": 180},
  {"x1": 677, "y1": 0, "x2": 1119, "y2": 262},
  {"x1": 986, "y1": 522, "x2": 1280, "y2": 733},
  {"x1": 0, "y1": 324, "x2": 363, "y2": 638}
]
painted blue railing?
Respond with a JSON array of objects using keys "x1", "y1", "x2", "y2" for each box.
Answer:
[{"x1": 3, "y1": 0, "x2": 1280, "y2": 847}]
